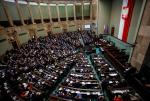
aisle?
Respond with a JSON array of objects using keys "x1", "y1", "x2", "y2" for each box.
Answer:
[
  {"x1": 52, "y1": 64, "x2": 76, "y2": 94},
  {"x1": 85, "y1": 52, "x2": 110, "y2": 101},
  {"x1": 50, "y1": 52, "x2": 104, "y2": 100},
  {"x1": 86, "y1": 54, "x2": 101, "y2": 82}
]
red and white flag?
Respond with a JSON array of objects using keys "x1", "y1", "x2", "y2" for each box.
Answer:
[{"x1": 118, "y1": 0, "x2": 135, "y2": 42}]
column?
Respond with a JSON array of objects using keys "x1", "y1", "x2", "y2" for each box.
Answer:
[
  {"x1": 81, "y1": 2, "x2": 84, "y2": 20},
  {"x1": 90, "y1": 2, "x2": 93, "y2": 20},
  {"x1": 1, "y1": 0, "x2": 14, "y2": 26},
  {"x1": 131, "y1": 0, "x2": 149, "y2": 70},
  {"x1": 48, "y1": 3, "x2": 52, "y2": 22},
  {"x1": 15, "y1": 0, "x2": 25, "y2": 25},
  {"x1": 56, "y1": 4, "x2": 60, "y2": 22},
  {"x1": 26, "y1": 1, "x2": 34, "y2": 24},
  {"x1": 38, "y1": 3, "x2": 44, "y2": 24},
  {"x1": 65, "y1": 3, "x2": 68, "y2": 21},
  {"x1": 73, "y1": 3, "x2": 76, "y2": 21}
]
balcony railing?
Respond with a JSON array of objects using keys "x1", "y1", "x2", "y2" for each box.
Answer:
[
  {"x1": 84, "y1": 16, "x2": 90, "y2": 20},
  {"x1": 44, "y1": 19, "x2": 50, "y2": 23},
  {"x1": 0, "y1": 21, "x2": 11, "y2": 27},
  {"x1": 99, "y1": 34, "x2": 135, "y2": 56},
  {"x1": 24, "y1": 19, "x2": 32, "y2": 25},
  {"x1": 52, "y1": 18, "x2": 58, "y2": 22},
  {"x1": 76, "y1": 16, "x2": 82, "y2": 20},
  {"x1": 60, "y1": 17, "x2": 66, "y2": 21},
  {"x1": 68, "y1": 17, "x2": 74, "y2": 21},
  {"x1": 13, "y1": 20, "x2": 23, "y2": 26},
  {"x1": 34, "y1": 19, "x2": 41, "y2": 24}
]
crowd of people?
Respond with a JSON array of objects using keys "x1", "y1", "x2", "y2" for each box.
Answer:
[
  {"x1": 51, "y1": 53, "x2": 104, "y2": 101},
  {"x1": 93, "y1": 38, "x2": 129, "y2": 68},
  {"x1": 0, "y1": 29, "x2": 142, "y2": 101},
  {"x1": 0, "y1": 30, "x2": 94, "y2": 101},
  {"x1": 91, "y1": 54, "x2": 142, "y2": 101}
]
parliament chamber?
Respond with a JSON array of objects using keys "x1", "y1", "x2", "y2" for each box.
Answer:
[{"x1": 0, "y1": 0, "x2": 150, "y2": 101}]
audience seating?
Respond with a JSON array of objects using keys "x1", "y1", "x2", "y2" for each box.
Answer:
[
  {"x1": 0, "y1": 30, "x2": 144, "y2": 101},
  {"x1": 50, "y1": 53, "x2": 104, "y2": 101},
  {"x1": 91, "y1": 54, "x2": 142, "y2": 101},
  {"x1": 93, "y1": 38, "x2": 129, "y2": 72},
  {"x1": 0, "y1": 30, "x2": 94, "y2": 101}
]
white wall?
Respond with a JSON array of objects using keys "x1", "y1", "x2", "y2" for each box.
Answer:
[
  {"x1": 127, "y1": 0, "x2": 143, "y2": 44},
  {"x1": 109, "y1": 0, "x2": 144, "y2": 43},
  {"x1": 110, "y1": 0, "x2": 122, "y2": 37},
  {"x1": 97, "y1": 0, "x2": 112, "y2": 34}
]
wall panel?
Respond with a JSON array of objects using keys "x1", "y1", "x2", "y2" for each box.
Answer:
[
  {"x1": 30, "y1": 5, "x2": 40, "y2": 19},
  {"x1": 59, "y1": 6, "x2": 66, "y2": 18},
  {"x1": 110, "y1": 0, "x2": 122, "y2": 37},
  {"x1": 37, "y1": 30, "x2": 47, "y2": 37},
  {"x1": 0, "y1": 34, "x2": 12, "y2": 55},
  {"x1": 98, "y1": 0, "x2": 112, "y2": 34},
  {"x1": 5, "y1": 2, "x2": 20, "y2": 20},
  {"x1": 41, "y1": 5, "x2": 49, "y2": 19},
  {"x1": 19, "y1": 4, "x2": 30, "y2": 20},
  {"x1": 0, "y1": 2, "x2": 8, "y2": 21},
  {"x1": 75, "y1": 5, "x2": 82, "y2": 17},
  {"x1": 127, "y1": 0, "x2": 143, "y2": 44},
  {"x1": 67, "y1": 5, "x2": 74, "y2": 17},
  {"x1": 68, "y1": 25, "x2": 76, "y2": 32},
  {"x1": 83, "y1": 5, "x2": 90, "y2": 17},
  {"x1": 18, "y1": 32, "x2": 30, "y2": 44},
  {"x1": 51, "y1": 6, "x2": 57, "y2": 18},
  {"x1": 53, "y1": 27, "x2": 62, "y2": 33}
]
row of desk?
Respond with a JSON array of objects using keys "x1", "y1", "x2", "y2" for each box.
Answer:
[
  {"x1": 94, "y1": 38, "x2": 129, "y2": 72},
  {"x1": 91, "y1": 54, "x2": 142, "y2": 101},
  {"x1": 0, "y1": 54, "x2": 75, "y2": 101},
  {"x1": 50, "y1": 53, "x2": 104, "y2": 101},
  {"x1": 0, "y1": 30, "x2": 94, "y2": 101}
]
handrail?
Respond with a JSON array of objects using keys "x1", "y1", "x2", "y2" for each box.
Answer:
[
  {"x1": 103, "y1": 49, "x2": 126, "y2": 73},
  {"x1": 60, "y1": 85, "x2": 100, "y2": 92},
  {"x1": 105, "y1": 49, "x2": 125, "y2": 68},
  {"x1": 70, "y1": 72, "x2": 95, "y2": 75},
  {"x1": 65, "y1": 79, "x2": 98, "y2": 82},
  {"x1": 99, "y1": 34, "x2": 135, "y2": 47}
]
